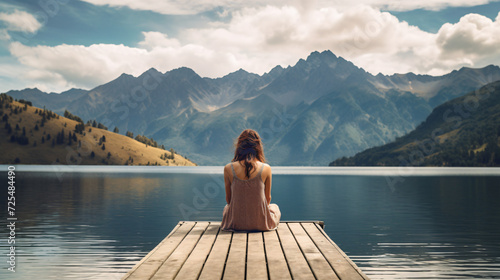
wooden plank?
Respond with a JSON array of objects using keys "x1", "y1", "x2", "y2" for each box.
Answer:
[
  {"x1": 151, "y1": 222, "x2": 209, "y2": 280},
  {"x1": 277, "y1": 223, "x2": 315, "y2": 279},
  {"x1": 288, "y1": 222, "x2": 339, "y2": 280},
  {"x1": 124, "y1": 221, "x2": 368, "y2": 280},
  {"x1": 174, "y1": 222, "x2": 221, "y2": 280},
  {"x1": 122, "y1": 222, "x2": 184, "y2": 280},
  {"x1": 283, "y1": 220, "x2": 325, "y2": 228},
  {"x1": 222, "y1": 232, "x2": 247, "y2": 280},
  {"x1": 198, "y1": 229, "x2": 232, "y2": 280},
  {"x1": 263, "y1": 229, "x2": 292, "y2": 280},
  {"x1": 123, "y1": 221, "x2": 195, "y2": 280},
  {"x1": 308, "y1": 223, "x2": 370, "y2": 280},
  {"x1": 246, "y1": 232, "x2": 268, "y2": 280},
  {"x1": 302, "y1": 223, "x2": 365, "y2": 280}
]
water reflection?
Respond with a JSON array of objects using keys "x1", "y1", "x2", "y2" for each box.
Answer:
[{"x1": 0, "y1": 168, "x2": 499, "y2": 279}]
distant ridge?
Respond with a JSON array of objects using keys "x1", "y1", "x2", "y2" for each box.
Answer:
[
  {"x1": 330, "y1": 80, "x2": 500, "y2": 167},
  {"x1": 5, "y1": 50, "x2": 500, "y2": 165}
]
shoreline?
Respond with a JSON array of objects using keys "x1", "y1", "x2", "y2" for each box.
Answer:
[{"x1": 2, "y1": 164, "x2": 500, "y2": 176}]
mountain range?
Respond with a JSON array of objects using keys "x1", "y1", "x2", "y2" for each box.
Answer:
[
  {"x1": 6, "y1": 50, "x2": 500, "y2": 165},
  {"x1": 330, "y1": 80, "x2": 500, "y2": 166}
]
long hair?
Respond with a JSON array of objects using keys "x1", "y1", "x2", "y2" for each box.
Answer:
[{"x1": 232, "y1": 129, "x2": 266, "y2": 179}]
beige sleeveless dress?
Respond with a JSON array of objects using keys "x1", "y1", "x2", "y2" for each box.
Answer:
[{"x1": 221, "y1": 163, "x2": 281, "y2": 231}]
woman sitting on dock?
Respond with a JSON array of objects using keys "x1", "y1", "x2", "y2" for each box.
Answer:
[{"x1": 221, "y1": 129, "x2": 281, "y2": 231}]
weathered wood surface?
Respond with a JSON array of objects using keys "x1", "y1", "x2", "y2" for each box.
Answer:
[{"x1": 122, "y1": 221, "x2": 370, "y2": 280}]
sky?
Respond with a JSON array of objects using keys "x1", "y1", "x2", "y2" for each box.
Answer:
[{"x1": 0, "y1": 0, "x2": 500, "y2": 93}]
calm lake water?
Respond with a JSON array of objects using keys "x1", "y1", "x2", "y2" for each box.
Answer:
[{"x1": 0, "y1": 166, "x2": 499, "y2": 279}]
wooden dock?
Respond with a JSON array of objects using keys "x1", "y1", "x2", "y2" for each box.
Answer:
[{"x1": 122, "y1": 221, "x2": 369, "y2": 280}]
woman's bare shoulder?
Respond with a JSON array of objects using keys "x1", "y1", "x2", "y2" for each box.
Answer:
[
  {"x1": 262, "y1": 162, "x2": 271, "y2": 172},
  {"x1": 224, "y1": 163, "x2": 233, "y2": 172}
]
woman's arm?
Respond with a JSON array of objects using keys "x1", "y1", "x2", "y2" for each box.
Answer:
[
  {"x1": 224, "y1": 164, "x2": 232, "y2": 204},
  {"x1": 264, "y1": 164, "x2": 272, "y2": 205}
]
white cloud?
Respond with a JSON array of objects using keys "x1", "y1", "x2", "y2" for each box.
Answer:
[
  {"x1": 80, "y1": 0, "x2": 274, "y2": 15},
  {"x1": 0, "y1": 58, "x2": 32, "y2": 92},
  {"x1": 79, "y1": 0, "x2": 500, "y2": 15},
  {"x1": 6, "y1": 6, "x2": 500, "y2": 92},
  {"x1": 355, "y1": 0, "x2": 495, "y2": 11},
  {"x1": 181, "y1": 5, "x2": 442, "y2": 75},
  {"x1": 137, "y1": 31, "x2": 181, "y2": 50},
  {"x1": 437, "y1": 12, "x2": 500, "y2": 61},
  {"x1": 0, "y1": 10, "x2": 42, "y2": 33},
  {"x1": 7, "y1": 36, "x2": 243, "y2": 91}
]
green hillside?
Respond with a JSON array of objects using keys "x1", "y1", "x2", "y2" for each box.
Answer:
[
  {"x1": 330, "y1": 80, "x2": 500, "y2": 167},
  {"x1": 0, "y1": 94, "x2": 196, "y2": 166}
]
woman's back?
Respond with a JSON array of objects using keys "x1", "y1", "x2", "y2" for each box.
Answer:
[
  {"x1": 231, "y1": 160, "x2": 266, "y2": 182},
  {"x1": 221, "y1": 161, "x2": 280, "y2": 231}
]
